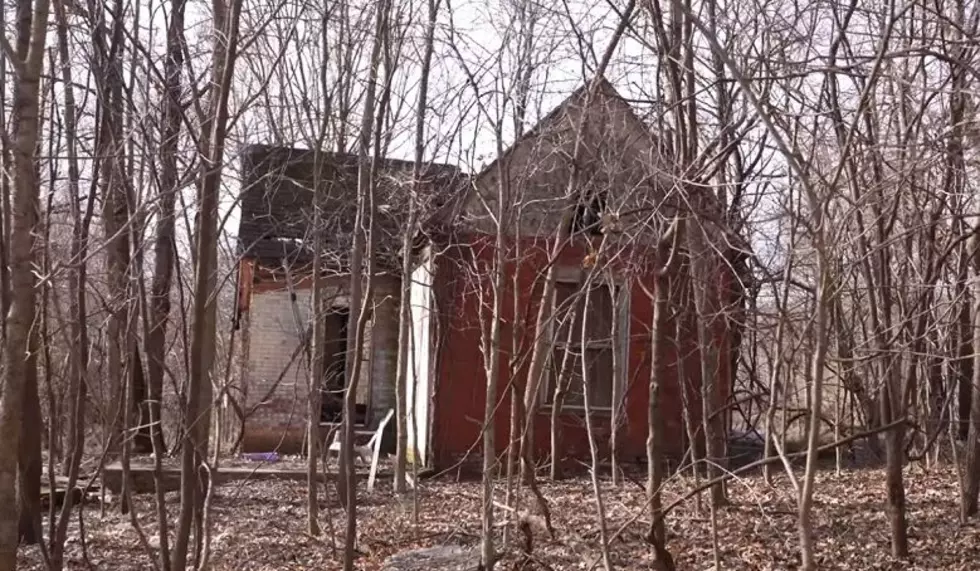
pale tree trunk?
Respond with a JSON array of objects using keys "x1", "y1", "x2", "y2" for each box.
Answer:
[
  {"x1": 464, "y1": 52, "x2": 520, "y2": 571},
  {"x1": 688, "y1": 225, "x2": 727, "y2": 507},
  {"x1": 145, "y1": 0, "x2": 185, "y2": 466},
  {"x1": 41, "y1": 121, "x2": 58, "y2": 544},
  {"x1": 549, "y1": 300, "x2": 581, "y2": 481},
  {"x1": 608, "y1": 279, "x2": 622, "y2": 486},
  {"x1": 507, "y1": 0, "x2": 537, "y2": 497},
  {"x1": 0, "y1": 0, "x2": 50, "y2": 563},
  {"x1": 642, "y1": 217, "x2": 683, "y2": 549},
  {"x1": 578, "y1": 282, "x2": 613, "y2": 571},
  {"x1": 763, "y1": 216, "x2": 795, "y2": 486},
  {"x1": 340, "y1": 1, "x2": 388, "y2": 567},
  {"x1": 685, "y1": 13, "x2": 839, "y2": 566},
  {"x1": 518, "y1": 0, "x2": 636, "y2": 482},
  {"x1": 395, "y1": 0, "x2": 439, "y2": 494},
  {"x1": 503, "y1": 5, "x2": 535, "y2": 525},
  {"x1": 49, "y1": 1, "x2": 94, "y2": 565},
  {"x1": 481, "y1": 180, "x2": 507, "y2": 571},
  {"x1": 303, "y1": 10, "x2": 344, "y2": 528},
  {"x1": 503, "y1": 385, "x2": 518, "y2": 547},
  {"x1": 171, "y1": 0, "x2": 243, "y2": 565},
  {"x1": 675, "y1": 300, "x2": 700, "y2": 515},
  {"x1": 469, "y1": 67, "x2": 517, "y2": 571},
  {"x1": 141, "y1": 0, "x2": 184, "y2": 565},
  {"x1": 797, "y1": 261, "x2": 830, "y2": 570},
  {"x1": 85, "y1": 0, "x2": 136, "y2": 466},
  {"x1": 308, "y1": 197, "x2": 326, "y2": 536}
]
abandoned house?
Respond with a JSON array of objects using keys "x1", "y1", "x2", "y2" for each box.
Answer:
[
  {"x1": 405, "y1": 79, "x2": 748, "y2": 470},
  {"x1": 235, "y1": 145, "x2": 462, "y2": 453},
  {"x1": 234, "y1": 78, "x2": 747, "y2": 467}
]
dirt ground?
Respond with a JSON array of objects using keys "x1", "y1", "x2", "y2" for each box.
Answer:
[{"x1": 17, "y1": 463, "x2": 980, "y2": 570}]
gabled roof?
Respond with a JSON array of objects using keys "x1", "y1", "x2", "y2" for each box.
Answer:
[
  {"x1": 471, "y1": 76, "x2": 656, "y2": 187},
  {"x1": 432, "y1": 76, "x2": 749, "y2": 258}
]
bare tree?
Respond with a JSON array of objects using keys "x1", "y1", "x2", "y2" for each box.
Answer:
[
  {"x1": 47, "y1": 2, "x2": 98, "y2": 568},
  {"x1": 339, "y1": 1, "x2": 390, "y2": 568},
  {"x1": 0, "y1": 0, "x2": 51, "y2": 564},
  {"x1": 171, "y1": 0, "x2": 244, "y2": 565},
  {"x1": 640, "y1": 215, "x2": 683, "y2": 549},
  {"x1": 394, "y1": 0, "x2": 441, "y2": 496}
]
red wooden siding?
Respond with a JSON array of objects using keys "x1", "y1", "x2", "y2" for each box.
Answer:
[{"x1": 427, "y1": 232, "x2": 736, "y2": 470}]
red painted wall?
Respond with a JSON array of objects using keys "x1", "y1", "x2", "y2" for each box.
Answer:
[{"x1": 426, "y1": 232, "x2": 737, "y2": 471}]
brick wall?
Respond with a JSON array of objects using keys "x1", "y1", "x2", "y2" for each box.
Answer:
[
  {"x1": 240, "y1": 274, "x2": 400, "y2": 453},
  {"x1": 368, "y1": 278, "x2": 399, "y2": 421}
]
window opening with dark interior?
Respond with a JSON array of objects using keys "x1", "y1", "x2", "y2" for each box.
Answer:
[
  {"x1": 570, "y1": 189, "x2": 607, "y2": 236},
  {"x1": 545, "y1": 280, "x2": 618, "y2": 409},
  {"x1": 319, "y1": 307, "x2": 369, "y2": 425}
]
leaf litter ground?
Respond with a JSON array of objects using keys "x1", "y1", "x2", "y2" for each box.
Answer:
[{"x1": 18, "y1": 464, "x2": 980, "y2": 569}]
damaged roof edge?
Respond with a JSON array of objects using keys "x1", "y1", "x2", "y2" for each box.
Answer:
[{"x1": 237, "y1": 143, "x2": 469, "y2": 270}]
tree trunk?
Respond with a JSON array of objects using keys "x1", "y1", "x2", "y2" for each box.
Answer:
[
  {"x1": 798, "y1": 261, "x2": 830, "y2": 570},
  {"x1": 882, "y1": 367, "x2": 909, "y2": 553},
  {"x1": 394, "y1": 194, "x2": 414, "y2": 496},
  {"x1": 0, "y1": 0, "x2": 9, "y2": 344},
  {"x1": 645, "y1": 216, "x2": 682, "y2": 547},
  {"x1": 609, "y1": 281, "x2": 622, "y2": 485},
  {"x1": 308, "y1": 185, "x2": 326, "y2": 536},
  {"x1": 144, "y1": 0, "x2": 185, "y2": 462},
  {"x1": 340, "y1": 2, "x2": 387, "y2": 567},
  {"x1": 49, "y1": 1, "x2": 92, "y2": 565},
  {"x1": 86, "y1": 0, "x2": 137, "y2": 463},
  {"x1": 548, "y1": 310, "x2": 579, "y2": 481},
  {"x1": 395, "y1": 0, "x2": 438, "y2": 493},
  {"x1": 688, "y1": 220, "x2": 727, "y2": 507},
  {"x1": 17, "y1": 116, "x2": 42, "y2": 539},
  {"x1": 957, "y1": 282, "x2": 972, "y2": 441},
  {"x1": 518, "y1": 1, "x2": 636, "y2": 482},
  {"x1": 763, "y1": 251, "x2": 794, "y2": 485},
  {"x1": 171, "y1": 0, "x2": 243, "y2": 566},
  {"x1": 646, "y1": 274, "x2": 667, "y2": 547},
  {"x1": 17, "y1": 337, "x2": 41, "y2": 545},
  {"x1": 960, "y1": 234, "x2": 980, "y2": 518},
  {"x1": 0, "y1": 0, "x2": 50, "y2": 564},
  {"x1": 578, "y1": 283, "x2": 613, "y2": 571}
]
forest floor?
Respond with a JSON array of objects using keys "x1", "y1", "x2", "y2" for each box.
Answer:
[{"x1": 17, "y1": 461, "x2": 980, "y2": 570}]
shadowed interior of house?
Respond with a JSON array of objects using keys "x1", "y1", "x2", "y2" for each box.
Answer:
[{"x1": 320, "y1": 307, "x2": 369, "y2": 426}]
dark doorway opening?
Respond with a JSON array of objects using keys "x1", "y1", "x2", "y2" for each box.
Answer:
[{"x1": 320, "y1": 308, "x2": 368, "y2": 425}]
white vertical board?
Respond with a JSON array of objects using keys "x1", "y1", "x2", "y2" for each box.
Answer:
[{"x1": 407, "y1": 252, "x2": 434, "y2": 464}]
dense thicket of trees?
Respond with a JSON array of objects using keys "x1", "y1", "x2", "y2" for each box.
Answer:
[{"x1": 3, "y1": 0, "x2": 980, "y2": 569}]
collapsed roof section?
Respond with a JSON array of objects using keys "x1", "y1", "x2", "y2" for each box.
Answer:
[{"x1": 237, "y1": 144, "x2": 465, "y2": 273}]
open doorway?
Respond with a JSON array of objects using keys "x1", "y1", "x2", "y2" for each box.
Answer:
[{"x1": 320, "y1": 308, "x2": 369, "y2": 426}]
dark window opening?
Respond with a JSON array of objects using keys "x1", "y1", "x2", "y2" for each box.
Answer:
[
  {"x1": 546, "y1": 280, "x2": 618, "y2": 409},
  {"x1": 319, "y1": 308, "x2": 368, "y2": 425},
  {"x1": 570, "y1": 190, "x2": 607, "y2": 235}
]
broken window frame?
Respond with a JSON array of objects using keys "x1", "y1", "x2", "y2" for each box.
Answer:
[
  {"x1": 569, "y1": 187, "x2": 608, "y2": 236},
  {"x1": 541, "y1": 269, "x2": 630, "y2": 412}
]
